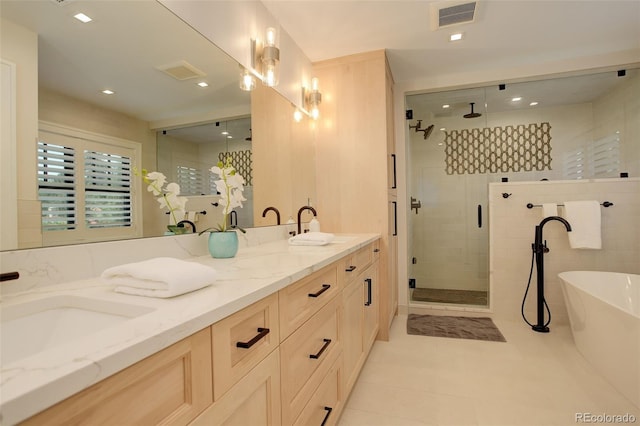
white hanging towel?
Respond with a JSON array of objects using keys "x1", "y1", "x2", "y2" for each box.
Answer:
[
  {"x1": 541, "y1": 203, "x2": 558, "y2": 218},
  {"x1": 563, "y1": 201, "x2": 602, "y2": 249}
]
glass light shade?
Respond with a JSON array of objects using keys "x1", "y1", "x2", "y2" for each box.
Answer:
[
  {"x1": 239, "y1": 68, "x2": 256, "y2": 91},
  {"x1": 265, "y1": 27, "x2": 277, "y2": 47},
  {"x1": 311, "y1": 106, "x2": 320, "y2": 120},
  {"x1": 293, "y1": 109, "x2": 303, "y2": 122},
  {"x1": 262, "y1": 59, "x2": 279, "y2": 87}
]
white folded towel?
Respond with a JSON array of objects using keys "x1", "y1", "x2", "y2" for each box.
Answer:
[
  {"x1": 541, "y1": 203, "x2": 558, "y2": 218},
  {"x1": 288, "y1": 232, "x2": 335, "y2": 246},
  {"x1": 563, "y1": 201, "x2": 602, "y2": 249},
  {"x1": 101, "y1": 257, "x2": 217, "y2": 298}
]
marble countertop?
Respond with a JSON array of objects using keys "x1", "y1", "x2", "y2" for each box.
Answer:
[{"x1": 0, "y1": 233, "x2": 379, "y2": 425}]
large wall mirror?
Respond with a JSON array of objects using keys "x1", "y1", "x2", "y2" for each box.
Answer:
[{"x1": 1, "y1": 0, "x2": 316, "y2": 250}]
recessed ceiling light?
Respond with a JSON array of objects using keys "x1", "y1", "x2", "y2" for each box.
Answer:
[
  {"x1": 529, "y1": 101, "x2": 539, "y2": 106},
  {"x1": 197, "y1": 81, "x2": 208, "y2": 88},
  {"x1": 442, "y1": 104, "x2": 450, "y2": 109},
  {"x1": 439, "y1": 127, "x2": 446, "y2": 131},
  {"x1": 73, "y1": 13, "x2": 92, "y2": 23},
  {"x1": 101, "y1": 89, "x2": 114, "y2": 95},
  {"x1": 227, "y1": 135, "x2": 233, "y2": 139},
  {"x1": 511, "y1": 97, "x2": 522, "y2": 102},
  {"x1": 449, "y1": 33, "x2": 464, "y2": 42},
  {"x1": 221, "y1": 131, "x2": 229, "y2": 135}
]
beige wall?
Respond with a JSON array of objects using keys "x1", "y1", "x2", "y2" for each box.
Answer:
[
  {"x1": 1, "y1": 18, "x2": 42, "y2": 249},
  {"x1": 489, "y1": 178, "x2": 640, "y2": 325}
]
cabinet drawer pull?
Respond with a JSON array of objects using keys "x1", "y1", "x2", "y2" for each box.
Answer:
[
  {"x1": 345, "y1": 265, "x2": 357, "y2": 272},
  {"x1": 308, "y1": 284, "x2": 331, "y2": 298},
  {"x1": 236, "y1": 327, "x2": 270, "y2": 349},
  {"x1": 373, "y1": 248, "x2": 380, "y2": 253},
  {"x1": 309, "y1": 338, "x2": 332, "y2": 359},
  {"x1": 364, "y1": 278, "x2": 372, "y2": 306},
  {"x1": 321, "y1": 406, "x2": 333, "y2": 426}
]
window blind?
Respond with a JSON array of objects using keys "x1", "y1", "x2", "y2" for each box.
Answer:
[
  {"x1": 37, "y1": 141, "x2": 77, "y2": 231},
  {"x1": 84, "y1": 150, "x2": 132, "y2": 228}
]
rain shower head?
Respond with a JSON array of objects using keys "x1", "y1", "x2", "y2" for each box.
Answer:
[{"x1": 463, "y1": 102, "x2": 482, "y2": 119}]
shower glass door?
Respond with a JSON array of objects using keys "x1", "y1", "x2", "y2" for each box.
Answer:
[{"x1": 406, "y1": 87, "x2": 490, "y2": 307}]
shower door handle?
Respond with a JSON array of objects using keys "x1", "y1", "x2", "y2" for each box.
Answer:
[{"x1": 477, "y1": 204, "x2": 482, "y2": 228}]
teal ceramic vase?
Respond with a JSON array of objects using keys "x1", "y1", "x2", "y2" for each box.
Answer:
[{"x1": 208, "y1": 231, "x2": 239, "y2": 258}]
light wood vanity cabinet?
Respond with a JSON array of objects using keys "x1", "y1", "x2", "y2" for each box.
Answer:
[
  {"x1": 341, "y1": 244, "x2": 380, "y2": 395},
  {"x1": 21, "y1": 241, "x2": 380, "y2": 426},
  {"x1": 21, "y1": 328, "x2": 213, "y2": 426}
]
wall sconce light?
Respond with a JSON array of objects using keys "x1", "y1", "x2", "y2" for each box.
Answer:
[
  {"x1": 305, "y1": 77, "x2": 322, "y2": 120},
  {"x1": 239, "y1": 66, "x2": 256, "y2": 91},
  {"x1": 250, "y1": 27, "x2": 280, "y2": 87},
  {"x1": 293, "y1": 108, "x2": 304, "y2": 123},
  {"x1": 261, "y1": 27, "x2": 280, "y2": 86}
]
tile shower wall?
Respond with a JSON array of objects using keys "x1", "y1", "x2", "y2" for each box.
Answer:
[{"x1": 489, "y1": 178, "x2": 639, "y2": 324}]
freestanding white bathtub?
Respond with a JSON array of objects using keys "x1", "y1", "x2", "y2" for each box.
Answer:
[{"x1": 559, "y1": 271, "x2": 639, "y2": 409}]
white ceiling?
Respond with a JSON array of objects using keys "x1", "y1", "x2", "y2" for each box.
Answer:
[{"x1": 262, "y1": 0, "x2": 640, "y2": 83}]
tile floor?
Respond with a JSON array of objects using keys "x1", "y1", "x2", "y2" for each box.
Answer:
[{"x1": 338, "y1": 315, "x2": 639, "y2": 426}]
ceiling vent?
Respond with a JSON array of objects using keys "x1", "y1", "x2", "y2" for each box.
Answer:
[
  {"x1": 431, "y1": 1, "x2": 477, "y2": 30},
  {"x1": 156, "y1": 60, "x2": 206, "y2": 81}
]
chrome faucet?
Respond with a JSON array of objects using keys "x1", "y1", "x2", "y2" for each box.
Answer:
[
  {"x1": 177, "y1": 220, "x2": 196, "y2": 233},
  {"x1": 296, "y1": 206, "x2": 317, "y2": 235},
  {"x1": 262, "y1": 206, "x2": 281, "y2": 225}
]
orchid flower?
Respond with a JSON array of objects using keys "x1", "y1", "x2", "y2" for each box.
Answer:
[
  {"x1": 136, "y1": 168, "x2": 188, "y2": 225},
  {"x1": 199, "y1": 157, "x2": 246, "y2": 234}
]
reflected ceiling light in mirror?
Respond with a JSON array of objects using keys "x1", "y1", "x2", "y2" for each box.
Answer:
[
  {"x1": 449, "y1": 32, "x2": 464, "y2": 42},
  {"x1": 511, "y1": 97, "x2": 522, "y2": 102},
  {"x1": 101, "y1": 89, "x2": 115, "y2": 95},
  {"x1": 239, "y1": 67, "x2": 256, "y2": 91},
  {"x1": 530, "y1": 101, "x2": 539, "y2": 106},
  {"x1": 197, "y1": 81, "x2": 209, "y2": 88},
  {"x1": 73, "y1": 13, "x2": 92, "y2": 23}
]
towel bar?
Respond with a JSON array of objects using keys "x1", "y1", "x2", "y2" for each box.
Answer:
[{"x1": 526, "y1": 201, "x2": 613, "y2": 209}]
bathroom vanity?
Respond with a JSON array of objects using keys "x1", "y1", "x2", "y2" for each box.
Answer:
[{"x1": 1, "y1": 232, "x2": 381, "y2": 425}]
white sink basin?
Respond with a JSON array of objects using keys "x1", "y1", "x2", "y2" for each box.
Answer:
[{"x1": 1, "y1": 295, "x2": 155, "y2": 365}]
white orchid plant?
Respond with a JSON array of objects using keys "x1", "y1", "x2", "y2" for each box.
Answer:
[
  {"x1": 199, "y1": 157, "x2": 246, "y2": 234},
  {"x1": 136, "y1": 168, "x2": 187, "y2": 226}
]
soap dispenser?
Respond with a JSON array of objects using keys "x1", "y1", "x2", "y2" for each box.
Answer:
[
  {"x1": 286, "y1": 216, "x2": 296, "y2": 235},
  {"x1": 309, "y1": 217, "x2": 321, "y2": 233}
]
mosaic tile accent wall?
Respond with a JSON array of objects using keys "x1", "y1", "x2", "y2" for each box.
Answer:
[
  {"x1": 218, "y1": 150, "x2": 253, "y2": 185},
  {"x1": 443, "y1": 122, "x2": 552, "y2": 175}
]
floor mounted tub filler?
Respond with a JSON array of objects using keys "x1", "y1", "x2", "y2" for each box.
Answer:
[{"x1": 559, "y1": 271, "x2": 639, "y2": 409}]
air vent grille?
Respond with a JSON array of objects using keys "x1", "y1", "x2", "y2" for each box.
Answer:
[
  {"x1": 156, "y1": 61, "x2": 206, "y2": 81},
  {"x1": 431, "y1": 1, "x2": 477, "y2": 30}
]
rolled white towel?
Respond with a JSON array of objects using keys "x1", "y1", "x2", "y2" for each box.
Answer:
[
  {"x1": 289, "y1": 232, "x2": 335, "y2": 246},
  {"x1": 101, "y1": 257, "x2": 217, "y2": 298}
]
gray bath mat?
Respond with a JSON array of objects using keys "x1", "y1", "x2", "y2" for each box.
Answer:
[{"x1": 407, "y1": 314, "x2": 506, "y2": 342}]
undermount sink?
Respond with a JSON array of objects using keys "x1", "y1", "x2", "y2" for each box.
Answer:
[{"x1": 1, "y1": 295, "x2": 155, "y2": 365}]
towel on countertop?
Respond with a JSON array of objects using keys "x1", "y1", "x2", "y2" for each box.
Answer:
[
  {"x1": 101, "y1": 257, "x2": 217, "y2": 298},
  {"x1": 541, "y1": 203, "x2": 558, "y2": 218},
  {"x1": 288, "y1": 232, "x2": 335, "y2": 246},
  {"x1": 563, "y1": 201, "x2": 602, "y2": 249}
]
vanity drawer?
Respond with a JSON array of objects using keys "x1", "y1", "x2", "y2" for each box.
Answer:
[
  {"x1": 22, "y1": 328, "x2": 212, "y2": 426},
  {"x1": 280, "y1": 296, "x2": 341, "y2": 425},
  {"x1": 341, "y1": 242, "x2": 377, "y2": 285},
  {"x1": 279, "y1": 263, "x2": 339, "y2": 339},
  {"x1": 211, "y1": 293, "x2": 279, "y2": 400},
  {"x1": 293, "y1": 356, "x2": 344, "y2": 426}
]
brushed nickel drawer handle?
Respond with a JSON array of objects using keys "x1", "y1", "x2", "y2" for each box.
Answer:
[
  {"x1": 236, "y1": 327, "x2": 270, "y2": 349},
  {"x1": 308, "y1": 284, "x2": 331, "y2": 298},
  {"x1": 309, "y1": 338, "x2": 332, "y2": 359},
  {"x1": 321, "y1": 406, "x2": 333, "y2": 426},
  {"x1": 345, "y1": 265, "x2": 356, "y2": 272}
]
